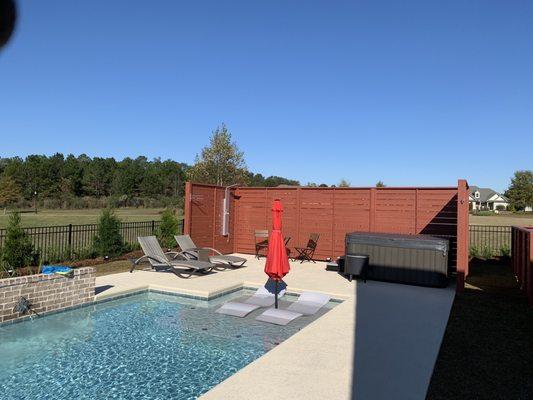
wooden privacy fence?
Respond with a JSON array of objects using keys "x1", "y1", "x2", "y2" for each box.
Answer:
[
  {"x1": 184, "y1": 180, "x2": 469, "y2": 290},
  {"x1": 511, "y1": 226, "x2": 533, "y2": 306}
]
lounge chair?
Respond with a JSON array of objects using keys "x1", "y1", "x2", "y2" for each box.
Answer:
[
  {"x1": 255, "y1": 292, "x2": 331, "y2": 326},
  {"x1": 294, "y1": 233, "x2": 320, "y2": 263},
  {"x1": 216, "y1": 284, "x2": 287, "y2": 318},
  {"x1": 131, "y1": 236, "x2": 215, "y2": 278},
  {"x1": 174, "y1": 234, "x2": 247, "y2": 268}
]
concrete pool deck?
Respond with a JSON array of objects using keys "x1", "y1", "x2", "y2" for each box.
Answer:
[{"x1": 95, "y1": 254, "x2": 455, "y2": 400}]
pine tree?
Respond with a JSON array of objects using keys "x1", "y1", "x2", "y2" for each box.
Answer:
[
  {"x1": 1, "y1": 212, "x2": 34, "y2": 269},
  {"x1": 157, "y1": 208, "x2": 180, "y2": 248},
  {"x1": 92, "y1": 208, "x2": 125, "y2": 257}
]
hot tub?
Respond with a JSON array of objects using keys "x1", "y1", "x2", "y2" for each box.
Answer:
[{"x1": 345, "y1": 232, "x2": 449, "y2": 287}]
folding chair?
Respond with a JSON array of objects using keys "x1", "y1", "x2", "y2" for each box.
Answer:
[
  {"x1": 254, "y1": 229, "x2": 269, "y2": 259},
  {"x1": 294, "y1": 233, "x2": 320, "y2": 263}
]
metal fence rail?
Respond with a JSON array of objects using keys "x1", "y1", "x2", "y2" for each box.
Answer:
[
  {"x1": 469, "y1": 225, "x2": 512, "y2": 257},
  {"x1": 0, "y1": 220, "x2": 184, "y2": 263}
]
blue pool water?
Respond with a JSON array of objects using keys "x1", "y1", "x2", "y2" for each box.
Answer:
[{"x1": 0, "y1": 291, "x2": 334, "y2": 399}]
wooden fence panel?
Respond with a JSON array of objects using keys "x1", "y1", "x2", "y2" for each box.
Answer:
[
  {"x1": 512, "y1": 226, "x2": 533, "y2": 306},
  {"x1": 185, "y1": 180, "x2": 469, "y2": 291},
  {"x1": 333, "y1": 189, "x2": 371, "y2": 256}
]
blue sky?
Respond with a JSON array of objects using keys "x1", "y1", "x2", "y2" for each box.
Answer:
[{"x1": 1, "y1": 1, "x2": 532, "y2": 192}]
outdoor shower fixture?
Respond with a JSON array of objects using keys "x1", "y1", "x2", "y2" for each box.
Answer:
[{"x1": 221, "y1": 184, "x2": 239, "y2": 236}]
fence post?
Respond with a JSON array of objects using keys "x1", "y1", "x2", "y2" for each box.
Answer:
[
  {"x1": 456, "y1": 179, "x2": 469, "y2": 293},
  {"x1": 184, "y1": 182, "x2": 192, "y2": 235},
  {"x1": 68, "y1": 224, "x2": 73, "y2": 259},
  {"x1": 151, "y1": 220, "x2": 155, "y2": 235}
]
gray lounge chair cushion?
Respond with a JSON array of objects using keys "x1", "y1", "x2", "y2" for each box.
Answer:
[
  {"x1": 137, "y1": 236, "x2": 215, "y2": 271},
  {"x1": 216, "y1": 302, "x2": 260, "y2": 317},
  {"x1": 256, "y1": 308, "x2": 303, "y2": 326},
  {"x1": 172, "y1": 260, "x2": 214, "y2": 271},
  {"x1": 175, "y1": 234, "x2": 246, "y2": 267},
  {"x1": 210, "y1": 254, "x2": 247, "y2": 266},
  {"x1": 286, "y1": 292, "x2": 331, "y2": 315}
]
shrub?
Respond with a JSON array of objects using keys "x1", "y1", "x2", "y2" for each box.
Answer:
[
  {"x1": 158, "y1": 208, "x2": 180, "y2": 248},
  {"x1": 480, "y1": 246, "x2": 495, "y2": 260},
  {"x1": 500, "y1": 244, "x2": 510, "y2": 258},
  {"x1": 473, "y1": 211, "x2": 494, "y2": 216},
  {"x1": 469, "y1": 246, "x2": 480, "y2": 258},
  {"x1": 73, "y1": 247, "x2": 97, "y2": 261},
  {"x1": 92, "y1": 208, "x2": 125, "y2": 257},
  {"x1": 42, "y1": 246, "x2": 73, "y2": 264},
  {"x1": 1, "y1": 212, "x2": 35, "y2": 269}
]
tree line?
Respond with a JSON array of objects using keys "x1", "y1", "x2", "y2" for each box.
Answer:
[
  {"x1": 0, "y1": 126, "x2": 302, "y2": 210},
  {"x1": 0, "y1": 154, "x2": 188, "y2": 209}
]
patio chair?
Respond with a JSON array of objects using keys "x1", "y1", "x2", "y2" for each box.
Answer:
[
  {"x1": 254, "y1": 229, "x2": 269, "y2": 259},
  {"x1": 255, "y1": 291, "x2": 331, "y2": 326},
  {"x1": 174, "y1": 234, "x2": 247, "y2": 268},
  {"x1": 294, "y1": 233, "x2": 320, "y2": 263},
  {"x1": 255, "y1": 231, "x2": 292, "y2": 259},
  {"x1": 216, "y1": 281, "x2": 287, "y2": 318},
  {"x1": 131, "y1": 236, "x2": 215, "y2": 278}
]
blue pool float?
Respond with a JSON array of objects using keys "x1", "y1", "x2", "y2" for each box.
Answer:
[{"x1": 42, "y1": 265, "x2": 73, "y2": 277}]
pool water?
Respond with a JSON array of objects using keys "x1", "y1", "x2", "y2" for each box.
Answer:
[{"x1": 0, "y1": 291, "x2": 335, "y2": 399}]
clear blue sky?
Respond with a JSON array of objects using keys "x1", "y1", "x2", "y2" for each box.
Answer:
[{"x1": 1, "y1": 1, "x2": 532, "y2": 192}]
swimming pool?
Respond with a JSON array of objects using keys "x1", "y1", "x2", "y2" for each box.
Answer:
[{"x1": 0, "y1": 290, "x2": 335, "y2": 399}]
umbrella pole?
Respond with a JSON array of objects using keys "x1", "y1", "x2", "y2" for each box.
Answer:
[{"x1": 275, "y1": 280, "x2": 278, "y2": 309}]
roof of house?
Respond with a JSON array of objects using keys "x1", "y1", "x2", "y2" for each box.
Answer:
[{"x1": 469, "y1": 186, "x2": 508, "y2": 202}]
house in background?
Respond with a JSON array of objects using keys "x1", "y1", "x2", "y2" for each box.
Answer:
[{"x1": 469, "y1": 186, "x2": 509, "y2": 211}]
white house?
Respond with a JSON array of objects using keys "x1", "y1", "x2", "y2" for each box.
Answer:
[{"x1": 469, "y1": 186, "x2": 509, "y2": 212}]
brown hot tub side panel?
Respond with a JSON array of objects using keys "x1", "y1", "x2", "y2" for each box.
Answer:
[{"x1": 345, "y1": 232, "x2": 449, "y2": 288}]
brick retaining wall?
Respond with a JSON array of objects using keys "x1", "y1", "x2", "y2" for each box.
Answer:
[{"x1": 0, "y1": 267, "x2": 95, "y2": 324}]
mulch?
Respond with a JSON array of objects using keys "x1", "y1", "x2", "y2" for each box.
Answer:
[{"x1": 426, "y1": 260, "x2": 533, "y2": 399}]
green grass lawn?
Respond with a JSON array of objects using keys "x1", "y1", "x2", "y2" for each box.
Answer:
[
  {"x1": 470, "y1": 213, "x2": 533, "y2": 226},
  {"x1": 0, "y1": 208, "x2": 167, "y2": 228}
]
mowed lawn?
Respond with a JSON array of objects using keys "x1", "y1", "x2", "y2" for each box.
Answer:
[
  {"x1": 0, "y1": 208, "x2": 167, "y2": 228},
  {"x1": 470, "y1": 213, "x2": 533, "y2": 226}
]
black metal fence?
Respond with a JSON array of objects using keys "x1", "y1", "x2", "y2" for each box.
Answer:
[
  {"x1": 469, "y1": 225, "x2": 512, "y2": 257},
  {"x1": 0, "y1": 220, "x2": 184, "y2": 263},
  {"x1": 0, "y1": 221, "x2": 511, "y2": 262}
]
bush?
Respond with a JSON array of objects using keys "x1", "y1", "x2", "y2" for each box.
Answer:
[
  {"x1": 42, "y1": 246, "x2": 72, "y2": 264},
  {"x1": 500, "y1": 244, "x2": 510, "y2": 258},
  {"x1": 472, "y1": 210, "x2": 494, "y2": 216},
  {"x1": 480, "y1": 246, "x2": 494, "y2": 260},
  {"x1": 157, "y1": 208, "x2": 180, "y2": 248},
  {"x1": 1, "y1": 212, "x2": 35, "y2": 269},
  {"x1": 470, "y1": 245, "x2": 496, "y2": 260},
  {"x1": 92, "y1": 208, "x2": 125, "y2": 257},
  {"x1": 469, "y1": 246, "x2": 480, "y2": 258}
]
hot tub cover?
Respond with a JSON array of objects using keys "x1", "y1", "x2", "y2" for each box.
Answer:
[{"x1": 346, "y1": 232, "x2": 448, "y2": 255}]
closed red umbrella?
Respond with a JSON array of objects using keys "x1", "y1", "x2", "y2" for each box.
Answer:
[{"x1": 264, "y1": 199, "x2": 290, "y2": 308}]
